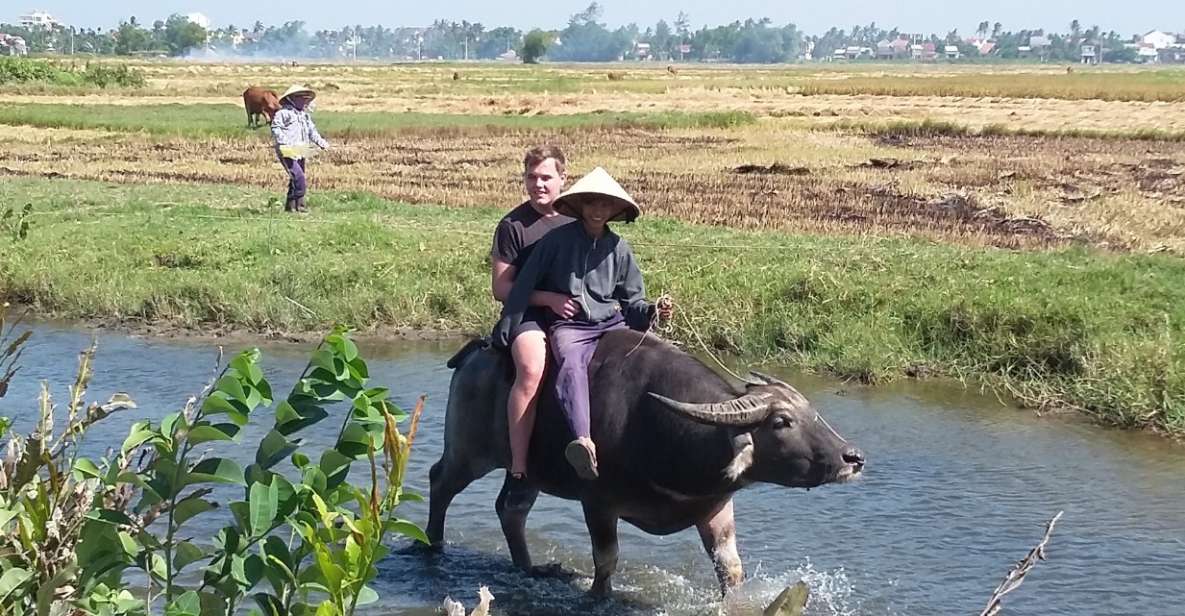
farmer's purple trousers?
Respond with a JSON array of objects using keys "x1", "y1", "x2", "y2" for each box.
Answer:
[
  {"x1": 280, "y1": 157, "x2": 307, "y2": 200},
  {"x1": 549, "y1": 313, "x2": 626, "y2": 439}
]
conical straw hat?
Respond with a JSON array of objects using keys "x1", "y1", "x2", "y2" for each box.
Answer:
[
  {"x1": 553, "y1": 167, "x2": 641, "y2": 223},
  {"x1": 279, "y1": 84, "x2": 316, "y2": 102}
]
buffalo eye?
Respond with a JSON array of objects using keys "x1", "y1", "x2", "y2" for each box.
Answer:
[{"x1": 771, "y1": 414, "x2": 795, "y2": 430}]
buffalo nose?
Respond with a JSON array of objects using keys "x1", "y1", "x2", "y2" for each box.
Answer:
[{"x1": 843, "y1": 448, "x2": 865, "y2": 468}]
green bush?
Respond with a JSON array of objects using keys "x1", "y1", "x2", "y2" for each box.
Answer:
[{"x1": 0, "y1": 57, "x2": 145, "y2": 88}]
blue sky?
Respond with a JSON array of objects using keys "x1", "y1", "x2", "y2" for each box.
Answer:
[{"x1": 9, "y1": 1, "x2": 1184, "y2": 36}]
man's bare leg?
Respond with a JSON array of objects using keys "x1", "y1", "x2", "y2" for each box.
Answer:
[{"x1": 509, "y1": 329, "x2": 547, "y2": 476}]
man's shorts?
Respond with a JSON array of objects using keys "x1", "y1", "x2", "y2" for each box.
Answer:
[{"x1": 510, "y1": 307, "x2": 551, "y2": 342}]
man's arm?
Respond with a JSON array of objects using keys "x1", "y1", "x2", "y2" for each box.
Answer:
[
  {"x1": 491, "y1": 257, "x2": 517, "y2": 303},
  {"x1": 492, "y1": 255, "x2": 578, "y2": 315}
]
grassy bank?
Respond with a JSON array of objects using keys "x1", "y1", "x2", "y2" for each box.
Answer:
[
  {"x1": 0, "y1": 102, "x2": 755, "y2": 138},
  {"x1": 1, "y1": 177, "x2": 1182, "y2": 434}
]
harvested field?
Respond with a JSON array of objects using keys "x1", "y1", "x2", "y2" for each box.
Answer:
[{"x1": 2, "y1": 113, "x2": 1183, "y2": 251}]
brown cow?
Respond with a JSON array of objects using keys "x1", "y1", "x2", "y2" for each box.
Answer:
[{"x1": 242, "y1": 86, "x2": 280, "y2": 128}]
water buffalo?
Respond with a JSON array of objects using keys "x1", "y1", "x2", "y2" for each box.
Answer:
[
  {"x1": 242, "y1": 86, "x2": 280, "y2": 128},
  {"x1": 427, "y1": 329, "x2": 864, "y2": 596}
]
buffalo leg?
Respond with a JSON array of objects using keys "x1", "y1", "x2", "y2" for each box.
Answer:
[
  {"x1": 582, "y1": 502, "x2": 620, "y2": 597},
  {"x1": 426, "y1": 458, "x2": 478, "y2": 548},
  {"x1": 696, "y1": 499, "x2": 743, "y2": 595},
  {"x1": 495, "y1": 474, "x2": 539, "y2": 570}
]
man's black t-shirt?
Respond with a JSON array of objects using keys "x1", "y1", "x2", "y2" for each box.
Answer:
[{"x1": 491, "y1": 201, "x2": 575, "y2": 269}]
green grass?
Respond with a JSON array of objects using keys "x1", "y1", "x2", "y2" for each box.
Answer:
[
  {"x1": 1, "y1": 177, "x2": 1183, "y2": 434},
  {"x1": 831, "y1": 118, "x2": 1185, "y2": 142},
  {"x1": 0, "y1": 103, "x2": 755, "y2": 138}
]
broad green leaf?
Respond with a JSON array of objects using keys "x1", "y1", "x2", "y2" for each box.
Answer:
[
  {"x1": 188, "y1": 422, "x2": 241, "y2": 445},
  {"x1": 386, "y1": 519, "x2": 430, "y2": 545},
  {"x1": 164, "y1": 590, "x2": 202, "y2": 616},
  {"x1": 256, "y1": 429, "x2": 299, "y2": 470},
  {"x1": 315, "y1": 602, "x2": 343, "y2": 616},
  {"x1": 291, "y1": 452, "x2": 311, "y2": 469},
  {"x1": 230, "y1": 501, "x2": 250, "y2": 533},
  {"x1": 0, "y1": 568, "x2": 32, "y2": 605},
  {"x1": 202, "y1": 394, "x2": 243, "y2": 417},
  {"x1": 335, "y1": 422, "x2": 376, "y2": 459},
  {"x1": 216, "y1": 374, "x2": 249, "y2": 405},
  {"x1": 172, "y1": 495, "x2": 218, "y2": 526},
  {"x1": 302, "y1": 467, "x2": 328, "y2": 495},
  {"x1": 149, "y1": 552, "x2": 168, "y2": 583},
  {"x1": 319, "y1": 449, "x2": 352, "y2": 489},
  {"x1": 0, "y1": 508, "x2": 17, "y2": 530},
  {"x1": 312, "y1": 543, "x2": 345, "y2": 596},
  {"x1": 249, "y1": 480, "x2": 279, "y2": 538},
  {"x1": 275, "y1": 400, "x2": 330, "y2": 436},
  {"x1": 72, "y1": 457, "x2": 102, "y2": 480},
  {"x1": 400, "y1": 490, "x2": 425, "y2": 503},
  {"x1": 252, "y1": 593, "x2": 284, "y2": 616},
  {"x1": 340, "y1": 337, "x2": 359, "y2": 361},
  {"x1": 186, "y1": 457, "x2": 246, "y2": 486},
  {"x1": 161, "y1": 411, "x2": 184, "y2": 440},
  {"x1": 356, "y1": 584, "x2": 380, "y2": 606},
  {"x1": 86, "y1": 508, "x2": 135, "y2": 526},
  {"x1": 231, "y1": 553, "x2": 266, "y2": 589},
  {"x1": 173, "y1": 540, "x2": 208, "y2": 572},
  {"x1": 310, "y1": 349, "x2": 336, "y2": 375},
  {"x1": 346, "y1": 355, "x2": 364, "y2": 379},
  {"x1": 230, "y1": 351, "x2": 264, "y2": 385},
  {"x1": 121, "y1": 422, "x2": 157, "y2": 454},
  {"x1": 262, "y1": 536, "x2": 294, "y2": 574},
  {"x1": 198, "y1": 592, "x2": 228, "y2": 616}
]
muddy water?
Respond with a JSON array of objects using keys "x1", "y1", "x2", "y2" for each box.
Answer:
[{"x1": 3, "y1": 323, "x2": 1183, "y2": 615}]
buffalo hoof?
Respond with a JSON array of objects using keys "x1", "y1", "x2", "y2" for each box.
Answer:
[{"x1": 588, "y1": 580, "x2": 612, "y2": 598}]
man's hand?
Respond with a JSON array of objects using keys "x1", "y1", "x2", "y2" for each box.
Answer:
[{"x1": 544, "y1": 293, "x2": 581, "y2": 319}]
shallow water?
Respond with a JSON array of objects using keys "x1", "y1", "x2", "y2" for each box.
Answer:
[{"x1": 3, "y1": 323, "x2": 1183, "y2": 615}]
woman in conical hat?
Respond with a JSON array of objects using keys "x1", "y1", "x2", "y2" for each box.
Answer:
[
  {"x1": 493, "y1": 167, "x2": 673, "y2": 481},
  {"x1": 271, "y1": 84, "x2": 329, "y2": 213}
]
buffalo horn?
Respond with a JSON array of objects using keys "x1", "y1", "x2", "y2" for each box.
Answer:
[
  {"x1": 649, "y1": 392, "x2": 770, "y2": 426},
  {"x1": 747, "y1": 371, "x2": 811, "y2": 411},
  {"x1": 748, "y1": 370, "x2": 792, "y2": 390}
]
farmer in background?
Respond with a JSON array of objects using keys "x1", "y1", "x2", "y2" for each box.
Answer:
[{"x1": 271, "y1": 85, "x2": 329, "y2": 213}]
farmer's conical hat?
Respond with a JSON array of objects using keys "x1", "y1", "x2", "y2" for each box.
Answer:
[
  {"x1": 554, "y1": 167, "x2": 641, "y2": 223},
  {"x1": 279, "y1": 84, "x2": 316, "y2": 102}
]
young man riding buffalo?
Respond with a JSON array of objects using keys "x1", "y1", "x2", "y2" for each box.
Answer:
[
  {"x1": 494, "y1": 167, "x2": 674, "y2": 481},
  {"x1": 490, "y1": 146, "x2": 574, "y2": 510}
]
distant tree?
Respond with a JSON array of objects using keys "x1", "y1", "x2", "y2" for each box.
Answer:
[
  {"x1": 992, "y1": 22, "x2": 1003, "y2": 40},
  {"x1": 977, "y1": 21, "x2": 990, "y2": 39},
  {"x1": 551, "y1": 2, "x2": 629, "y2": 61},
  {"x1": 478, "y1": 26, "x2": 520, "y2": 59},
  {"x1": 521, "y1": 29, "x2": 550, "y2": 63},
  {"x1": 163, "y1": 14, "x2": 207, "y2": 56},
  {"x1": 114, "y1": 18, "x2": 151, "y2": 55}
]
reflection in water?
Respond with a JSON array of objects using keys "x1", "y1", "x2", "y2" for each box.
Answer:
[{"x1": 2, "y1": 323, "x2": 1183, "y2": 615}]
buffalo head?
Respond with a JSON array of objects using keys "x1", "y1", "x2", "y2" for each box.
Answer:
[{"x1": 649, "y1": 371, "x2": 863, "y2": 488}]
